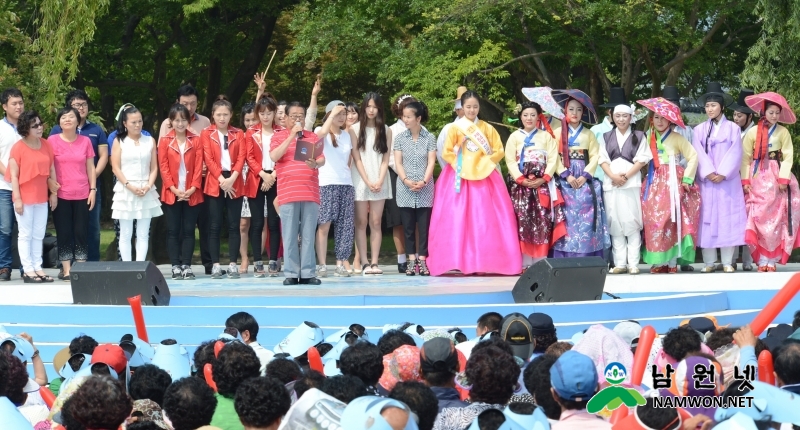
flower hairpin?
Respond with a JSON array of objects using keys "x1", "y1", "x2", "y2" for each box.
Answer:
[{"x1": 512, "y1": 103, "x2": 523, "y2": 115}]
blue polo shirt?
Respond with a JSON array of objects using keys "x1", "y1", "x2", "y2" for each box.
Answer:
[{"x1": 50, "y1": 121, "x2": 108, "y2": 166}]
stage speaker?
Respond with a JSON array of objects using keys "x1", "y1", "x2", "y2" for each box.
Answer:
[
  {"x1": 70, "y1": 261, "x2": 171, "y2": 306},
  {"x1": 512, "y1": 257, "x2": 607, "y2": 303}
]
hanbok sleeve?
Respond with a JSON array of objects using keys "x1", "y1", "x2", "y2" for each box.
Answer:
[
  {"x1": 691, "y1": 123, "x2": 715, "y2": 180},
  {"x1": 716, "y1": 125, "x2": 744, "y2": 180},
  {"x1": 677, "y1": 135, "x2": 697, "y2": 185},
  {"x1": 598, "y1": 137, "x2": 611, "y2": 166},
  {"x1": 505, "y1": 133, "x2": 523, "y2": 181},
  {"x1": 487, "y1": 125, "x2": 505, "y2": 165},
  {"x1": 778, "y1": 127, "x2": 793, "y2": 184},
  {"x1": 584, "y1": 130, "x2": 600, "y2": 180},
  {"x1": 543, "y1": 133, "x2": 559, "y2": 182},
  {"x1": 632, "y1": 132, "x2": 653, "y2": 164},
  {"x1": 442, "y1": 126, "x2": 460, "y2": 167},
  {"x1": 553, "y1": 128, "x2": 567, "y2": 177},
  {"x1": 741, "y1": 127, "x2": 755, "y2": 185}
]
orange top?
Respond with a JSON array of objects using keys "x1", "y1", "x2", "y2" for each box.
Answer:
[{"x1": 5, "y1": 138, "x2": 54, "y2": 205}]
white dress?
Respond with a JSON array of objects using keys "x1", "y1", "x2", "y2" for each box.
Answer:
[
  {"x1": 111, "y1": 136, "x2": 163, "y2": 220},
  {"x1": 350, "y1": 122, "x2": 392, "y2": 201}
]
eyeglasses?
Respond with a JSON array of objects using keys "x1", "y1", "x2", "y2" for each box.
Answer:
[
  {"x1": 287, "y1": 114, "x2": 305, "y2": 120},
  {"x1": 71, "y1": 103, "x2": 88, "y2": 109},
  {"x1": 31, "y1": 122, "x2": 43, "y2": 128}
]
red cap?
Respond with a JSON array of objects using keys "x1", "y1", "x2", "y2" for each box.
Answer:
[
  {"x1": 91, "y1": 344, "x2": 127, "y2": 374},
  {"x1": 612, "y1": 408, "x2": 692, "y2": 430}
]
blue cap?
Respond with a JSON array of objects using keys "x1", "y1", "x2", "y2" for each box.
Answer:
[
  {"x1": 1, "y1": 337, "x2": 35, "y2": 363},
  {"x1": 714, "y1": 381, "x2": 800, "y2": 426},
  {"x1": 274, "y1": 322, "x2": 324, "y2": 357},
  {"x1": 341, "y1": 397, "x2": 419, "y2": 430},
  {"x1": 550, "y1": 350, "x2": 598, "y2": 401},
  {"x1": 120, "y1": 338, "x2": 155, "y2": 367},
  {"x1": 503, "y1": 406, "x2": 549, "y2": 430},
  {"x1": 0, "y1": 397, "x2": 34, "y2": 430},
  {"x1": 467, "y1": 409, "x2": 525, "y2": 430},
  {"x1": 58, "y1": 353, "x2": 92, "y2": 379},
  {"x1": 151, "y1": 344, "x2": 192, "y2": 379}
]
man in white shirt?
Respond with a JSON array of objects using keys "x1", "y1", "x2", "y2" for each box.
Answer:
[
  {"x1": 437, "y1": 86, "x2": 467, "y2": 169},
  {"x1": 0, "y1": 88, "x2": 23, "y2": 281},
  {"x1": 225, "y1": 312, "x2": 274, "y2": 375}
]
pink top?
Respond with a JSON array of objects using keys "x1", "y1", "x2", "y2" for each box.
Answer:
[{"x1": 47, "y1": 134, "x2": 95, "y2": 200}]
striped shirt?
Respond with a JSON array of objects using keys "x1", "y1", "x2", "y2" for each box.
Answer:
[{"x1": 270, "y1": 129, "x2": 324, "y2": 205}]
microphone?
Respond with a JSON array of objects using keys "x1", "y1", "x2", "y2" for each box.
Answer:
[{"x1": 296, "y1": 122, "x2": 303, "y2": 140}]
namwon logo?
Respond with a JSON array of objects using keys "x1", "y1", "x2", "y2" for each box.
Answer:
[{"x1": 586, "y1": 362, "x2": 647, "y2": 414}]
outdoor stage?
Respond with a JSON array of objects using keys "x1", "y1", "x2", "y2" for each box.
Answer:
[{"x1": 1, "y1": 263, "x2": 797, "y2": 380}]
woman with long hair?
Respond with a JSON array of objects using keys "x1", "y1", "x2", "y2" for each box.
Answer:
[
  {"x1": 552, "y1": 92, "x2": 610, "y2": 259},
  {"x1": 638, "y1": 99, "x2": 700, "y2": 273},
  {"x1": 244, "y1": 95, "x2": 282, "y2": 277},
  {"x1": 505, "y1": 101, "x2": 565, "y2": 268},
  {"x1": 349, "y1": 92, "x2": 393, "y2": 275},
  {"x1": 315, "y1": 101, "x2": 356, "y2": 277},
  {"x1": 7, "y1": 111, "x2": 56, "y2": 282},
  {"x1": 741, "y1": 92, "x2": 800, "y2": 271},
  {"x1": 111, "y1": 106, "x2": 163, "y2": 262},
  {"x1": 158, "y1": 104, "x2": 203, "y2": 279},
  {"x1": 201, "y1": 95, "x2": 247, "y2": 278},
  {"x1": 238, "y1": 102, "x2": 258, "y2": 273},
  {"x1": 428, "y1": 91, "x2": 521, "y2": 275},
  {"x1": 394, "y1": 101, "x2": 437, "y2": 276}
]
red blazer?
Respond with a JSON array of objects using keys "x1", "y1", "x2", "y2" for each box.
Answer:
[
  {"x1": 158, "y1": 129, "x2": 204, "y2": 206},
  {"x1": 201, "y1": 124, "x2": 246, "y2": 197},
  {"x1": 244, "y1": 123, "x2": 283, "y2": 198}
]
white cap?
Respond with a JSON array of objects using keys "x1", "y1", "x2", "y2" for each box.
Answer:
[{"x1": 274, "y1": 322, "x2": 324, "y2": 357}]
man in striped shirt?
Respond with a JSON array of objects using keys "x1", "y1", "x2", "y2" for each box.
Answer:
[{"x1": 270, "y1": 102, "x2": 327, "y2": 285}]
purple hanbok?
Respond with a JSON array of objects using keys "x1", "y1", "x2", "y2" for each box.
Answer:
[{"x1": 691, "y1": 116, "x2": 747, "y2": 248}]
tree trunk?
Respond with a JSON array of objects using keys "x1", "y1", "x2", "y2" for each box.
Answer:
[
  {"x1": 224, "y1": 14, "x2": 278, "y2": 107},
  {"x1": 202, "y1": 55, "x2": 223, "y2": 117}
]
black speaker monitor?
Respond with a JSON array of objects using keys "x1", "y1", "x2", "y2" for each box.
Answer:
[
  {"x1": 512, "y1": 257, "x2": 607, "y2": 303},
  {"x1": 70, "y1": 261, "x2": 171, "y2": 306}
]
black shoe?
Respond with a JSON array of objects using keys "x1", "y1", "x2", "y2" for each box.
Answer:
[
  {"x1": 283, "y1": 278, "x2": 299, "y2": 285},
  {"x1": 0, "y1": 268, "x2": 10, "y2": 281},
  {"x1": 204, "y1": 265, "x2": 213, "y2": 275},
  {"x1": 299, "y1": 277, "x2": 322, "y2": 285},
  {"x1": 398, "y1": 262, "x2": 407, "y2": 273}
]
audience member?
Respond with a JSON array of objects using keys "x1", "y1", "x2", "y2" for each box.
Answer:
[
  {"x1": 545, "y1": 342, "x2": 572, "y2": 358},
  {"x1": 129, "y1": 363, "x2": 172, "y2": 406},
  {"x1": 378, "y1": 344, "x2": 422, "y2": 395},
  {"x1": 773, "y1": 340, "x2": 800, "y2": 394},
  {"x1": 528, "y1": 313, "x2": 558, "y2": 356},
  {"x1": 293, "y1": 370, "x2": 326, "y2": 398},
  {"x1": 340, "y1": 340, "x2": 385, "y2": 395},
  {"x1": 420, "y1": 337, "x2": 466, "y2": 411},
  {"x1": 225, "y1": 312, "x2": 274, "y2": 374},
  {"x1": 211, "y1": 342, "x2": 262, "y2": 430},
  {"x1": 476, "y1": 312, "x2": 503, "y2": 339},
  {"x1": 549, "y1": 350, "x2": 609, "y2": 429},
  {"x1": 379, "y1": 329, "x2": 417, "y2": 356},
  {"x1": 390, "y1": 381, "x2": 439, "y2": 430},
  {"x1": 661, "y1": 325, "x2": 702, "y2": 361},
  {"x1": 70, "y1": 376, "x2": 132, "y2": 430},
  {"x1": 321, "y1": 374, "x2": 367, "y2": 404},
  {"x1": 433, "y1": 346, "x2": 519, "y2": 430},
  {"x1": 234, "y1": 377, "x2": 291, "y2": 430},
  {"x1": 500, "y1": 313, "x2": 535, "y2": 362},
  {"x1": 265, "y1": 358, "x2": 302, "y2": 385},
  {"x1": 163, "y1": 377, "x2": 218, "y2": 430},
  {"x1": 526, "y1": 355, "x2": 562, "y2": 422}
]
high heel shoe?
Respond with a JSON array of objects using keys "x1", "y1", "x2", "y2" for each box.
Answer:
[
  {"x1": 418, "y1": 260, "x2": 430, "y2": 276},
  {"x1": 406, "y1": 259, "x2": 417, "y2": 276}
]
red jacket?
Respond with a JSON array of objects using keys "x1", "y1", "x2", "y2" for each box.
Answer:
[
  {"x1": 244, "y1": 123, "x2": 283, "y2": 198},
  {"x1": 158, "y1": 129, "x2": 204, "y2": 206},
  {"x1": 201, "y1": 124, "x2": 246, "y2": 197}
]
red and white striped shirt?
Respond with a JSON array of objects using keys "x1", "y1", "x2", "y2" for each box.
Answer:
[{"x1": 270, "y1": 129, "x2": 324, "y2": 205}]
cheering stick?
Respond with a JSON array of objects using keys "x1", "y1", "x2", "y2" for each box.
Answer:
[
  {"x1": 308, "y1": 346, "x2": 324, "y2": 374},
  {"x1": 750, "y1": 273, "x2": 800, "y2": 336},
  {"x1": 758, "y1": 350, "x2": 775, "y2": 385},
  {"x1": 264, "y1": 50, "x2": 277, "y2": 77},
  {"x1": 127, "y1": 295, "x2": 149, "y2": 343}
]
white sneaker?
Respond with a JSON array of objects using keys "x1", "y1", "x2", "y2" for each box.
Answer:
[
  {"x1": 334, "y1": 265, "x2": 350, "y2": 277},
  {"x1": 228, "y1": 263, "x2": 240, "y2": 279},
  {"x1": 316, "y1": 265, "x2": 328, "y2": 278}
]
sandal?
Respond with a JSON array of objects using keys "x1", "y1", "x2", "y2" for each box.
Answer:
[
  {"x1": 22, "y1": 273, "x2": 43, "y2": 283},
  {"x1": 406, "y1": 259, "x2": 417, "y2": 276},
  {"x1": 361, "y1": 264, "x2": 374, "y2": 276},
  {"x1": 418, "y1": 260, "x2": 430, "y2": 276},
  {"x1": 35, "y1": 272, "x2": 54, "y2": 283},
  {"x1": 371, "y1": 264, "x2": 383, "y2": 275}
]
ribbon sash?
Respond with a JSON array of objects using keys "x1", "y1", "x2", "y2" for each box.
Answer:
[
  {"x1": 753, "y1": 124, "x2": 778, "y2": 176},
  {"x1": 453, "y1": 118, "x2": 493, "y2": 192}
]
